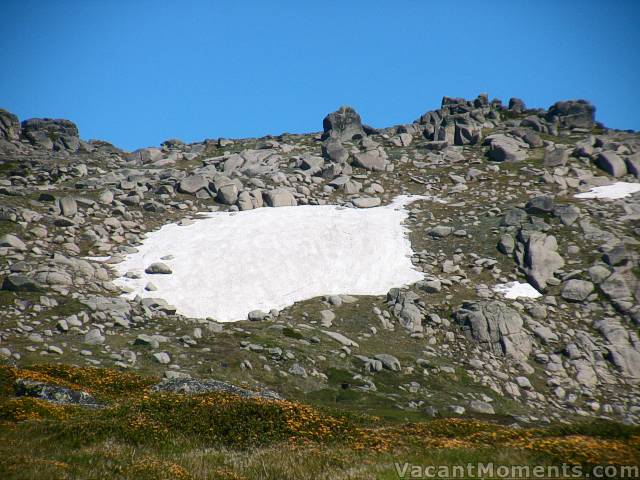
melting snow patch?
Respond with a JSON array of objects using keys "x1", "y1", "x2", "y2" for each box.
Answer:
[
  {"x1": 493, "y1": 282, "x2": 541, "y2": 299},
  {"x1": 574, "y1": 182, "x2": 640, "y2": 200},
  {"x1": 113, "y1": 196, "x2": 426, "y2": 321}
]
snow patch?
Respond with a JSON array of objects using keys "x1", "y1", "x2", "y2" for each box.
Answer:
[
  {"x1": 493, "y1": 282, "x2": 542, "y2": 299},
  {"x1": 113, "y1": 195, "x2": 426, "y2": 321},
  {"x1": 575, "y1": 182, "x2": 640, "y2": 200}
]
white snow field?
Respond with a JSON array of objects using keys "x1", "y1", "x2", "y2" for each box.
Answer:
[
  {"x1": 113, "y1": 195, "x2": 426, "y2": 321},
  {"x1": 493, "y1": 282, "x2": 542, "y2": 299},
  {"x1": 574, "y1": 182, "x2": 640, "y2": 200}
]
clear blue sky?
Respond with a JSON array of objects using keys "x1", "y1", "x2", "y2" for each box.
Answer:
[{"x1": 1, "y1": 1, "x2": 639, "y2": 151}]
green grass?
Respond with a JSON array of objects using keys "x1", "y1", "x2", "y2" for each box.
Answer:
[{"x1": 0, "y1": 363, "x2": 639, "y2": 479}]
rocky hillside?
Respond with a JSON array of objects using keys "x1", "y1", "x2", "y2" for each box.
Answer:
[{"x1": 1, "y1": 94, "x2": 640, "y2": 427}]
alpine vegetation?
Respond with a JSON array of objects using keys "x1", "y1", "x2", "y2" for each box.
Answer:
[{"x1": 1, "y1": 94, "x2": 640, "y2": 478}]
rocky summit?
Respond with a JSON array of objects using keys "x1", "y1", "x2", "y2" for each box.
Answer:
[{"x1": 2, "y1": 93, "x2": 640, "y2": 432}]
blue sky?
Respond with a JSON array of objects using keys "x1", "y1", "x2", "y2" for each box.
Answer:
[{"x1": 1, "y1": 0, "x2": 639, "y2": 151}]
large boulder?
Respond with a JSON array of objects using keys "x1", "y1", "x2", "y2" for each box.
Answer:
[
  {"x1": 127, "y1": 147, "x2": 164, "y2": 164},
  {"x1": 15, "y1": 379, "x2": 100, "y2": 406},
  {"x1": 299, "y1": 155, "x2": 325, "y2": 175},
  {"x1": 454, "y1": 122, "x2": 482, "y2": 146},
  {"x1": 508, "y1": 97, "x2": 526, "y2": 113},
  {"x1": 153, "y1": 378, "x2": 282, "y2": 400},
  {"x1": 178, "y1": 175, "x2": 209, "y2": 195},
  {"x1": 57, "y1": 196, "x2": 78, "y2": 217},
  {"x1": 374, "y1": 353, "x2": 401, "y2": 371},
  {"x1": 546, "y1": 99, "x2": 595, "y2": 129},
  {"x1": 544, "y1": 147, "x2": 569, "y2": 167},
  {"x1": 145, "y1": 262, "x2": 172, "y2": 274},
  {"x1": 0, "y1": 234, "x2": 27, "y2": 251},
  {"x1": 595, "y1": 151, "x2": 627, "y2": 177},
  {"x1": 561, "y1": 279, "x2": 595, "y2": 302},
  {"x1": 625, "y1": 153, "x2": 640, "y2": 177},
  {"x1": 321, "y1": 138, "x2": 349, "y2": 163},
  {"x1": 600, "y1": 272, "x2": 634, "y2": 304},
  {"x1": 216, "y1": 183, "x2": 239, "y2": 205},
  {"x1": 455, "y1": 300, "x2": 532, "y2": 359},
  {"x1": 21, "y1": 118, "x2": 80, "y2": 151},
  {"x1": 484, "y1": 134, "x2": 527, "y2": 162},
  {"x1": 520, "y1": 233, "x2": 564, "y2": 290},
  {"x1": 1, "y1": 274, "x2": 41, "y2": 292},
  {"x1": 322, "y1": 106, "x2": 365, "y2": 141},
  {"x1": 387, "y1": 288, "x2": 423, "y2": 333},
  {"x1": 520, "y1": 115, "x2": 544, "y2": 132},
  {"x1": 595, "y1": 319, "x2": 640, "y2": 382},
  {"x1": 351, "y1": 152, "x2": 387, "y2": 171},
  {"x1": 263, "y1": 189, "x2": 297, "y2": 207},
  {"x1": 0, "y1": 108, "x2": 20, "y2": 141}
]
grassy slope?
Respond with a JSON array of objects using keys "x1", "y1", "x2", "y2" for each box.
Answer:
[{"x1": 0, "y1": 364, "x2": 638, "y2": 479}]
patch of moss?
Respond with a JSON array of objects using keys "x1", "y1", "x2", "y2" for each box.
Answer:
[{"x1": 282, "y1": 327, "x2": 304, "y2": 340}]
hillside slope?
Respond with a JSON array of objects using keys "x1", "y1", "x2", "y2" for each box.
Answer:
[{"x1": 1, "y1": 94, "x2": 640, "y2": 477}]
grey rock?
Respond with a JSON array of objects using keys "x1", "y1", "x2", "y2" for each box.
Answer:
[
  {"x1": 58, "y1": 196, "x2": 78, "y2": 217},
  {"x1": 84, "y1": 329, "x2": 105, "y2": 345},
  {"x1": 595, "y1": 151, "x2": 627, "y2": 177},
  {"x1": 21, "y1": 117, "x2": 80, "y2": 151},
  {"x1": 135, "y1": 334, "x2": 161, "y2": 349},
  {"x1": 561, "y1": 279, "x2": 595, "y2": 302},
  {"x1": 322, "y1": 330, "x2": 359, "y2": 348},
  {"x1": 374, "y1": 353, "x2": 401, "y2": 371},
  {"x1": 0, "y1": 234, "x2": 26, "y2": 251},
  {"x1": 588, "y1": 264, "x2": 611, "y2": 284},
  {"x1": 15, "y1": 379, "x2": 100, "y2": 406},
  {"x1": 319, "y1": 310, "x2": 335, "y2": 327},
  {"x1": 533, "y1": 326, "x2": 558, "y2": 344},
  {"x1": 456, "y1": 300, "x2": 532, "y2": 359},
  {"x1": 145, "y1": 262, "x2": 172, "y2": 274},
  {"x1": 322, "y1": 106, "x2": 365, "y2": 141},
  {"x1": 600, "y1": 272, "x2": 633, "y2": 302},
  {"x1": 388, "y1": 289, "x2": 423, "y2": 332},
  {"x1": 127, "y1": 147, "x2": 163, "y2": 164},
  {"x1": 595, "y1": 319, "x2": 640, "y2": 381},
  {"x1": 322, "y1": 138, "x2": 349, "y2": 163},
  {"x1": 625, "y1": 153, "x2": 640, "y2": 177},
  {"x1": 263, "y1": 189, "x2": 297, "y2": 207},
  {"x1": 217, "y1": 183, "x2": 239, "y2": 205},
  {"x1": 544, "y1": 147, "x2": 569, "y2": 167},
  {"x1": 553, "y1": 204, "x2": 580, "y2": 226},
  {"x1": 501, "y1": 208, "x2": 528, "y2": 227},
  {"x1": 299, "y1": 155, "x2": 325, "y2": 174},
  {"x1": 525, "y1": 196, "x2": 554, "y2": 214},
  {"x1": 1, "y1": 274, "x2": 41, "y2": 292},
  {"x1": 288, "y1": 363, "x2": 307, "y2": 377},
  {"x1": 153, "y1": 378, "x2": 282, "y2": 400},
  {"x1": 0, "y1": 108, "x2": 20, "y2": 141},
  {"x1": 469, "y1": 400, "x2": 495, "y2": 415},
  {"x1": 546, "y1": 99, "x2": 595, "y2": 129},
  {"x1": 427, "y1": 225, "x2": 454, "y2": 238},
  {"x1": 498, "y1": 234, "x2": 516, "y2": 255},
  {"x1": 153, "y1": 352, "x2": 171, "y2": 364},
  {"x1": 352, "y1": 197, "x2": 381, "y2": 208},
  {"x1": 520, "y1": 115, "x2": 544, "y2": 132},
  {"x1": 508, "y1": 98, "x2": 526, "y2": 113},
  {"x1": 352, "y1": 152, "x2": 387, "y2": 171},
  {"x1": 248, "y1": 310, "x2": 268, "y2": 321},
  {"x1": 34, "y1": 269, "x2": 73, "y2": 286},
  {"x1": 521, "y1": 233, "x2": 564, "y2": 290},
  {"x1": 485, "y1": 134, "x2": 527, "y2": 162},
  {"x1": 179, "y1": 175, "x2": 208, "y2": 194},
  {"x1": 422, "y1": 279, "x2": 442, "y2": 293},
  {"x1": 602, "y1": 245, "x2": 630, "y2": 266}
]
